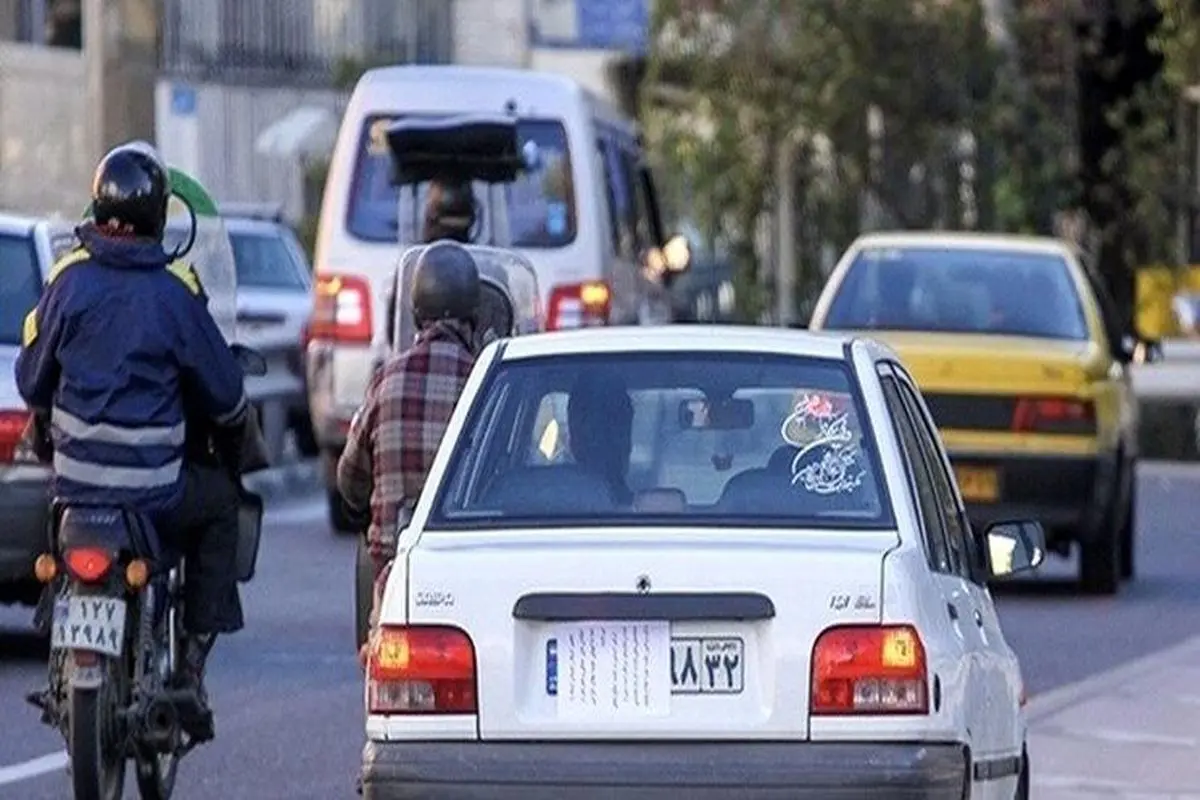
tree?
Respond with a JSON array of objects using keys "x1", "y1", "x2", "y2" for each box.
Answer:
[
  {"x1": 1075, "y1": 0, "x2": 1173, "y2": 324},
  {"x1": 641, "y1": 0, "x2": 1006, "y2": 320}
]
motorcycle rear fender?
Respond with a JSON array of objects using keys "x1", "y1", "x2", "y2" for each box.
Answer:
[{"x1": 52, "y1": 502, "x2": 159, "y2": 562}]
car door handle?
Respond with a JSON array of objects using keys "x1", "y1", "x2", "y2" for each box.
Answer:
[
  {"x1": 973, "y1": 609, "x2": 984, "y2": 627},
  {"x1": 946, "y1": 603, "x2": 959, "y2": 620}
]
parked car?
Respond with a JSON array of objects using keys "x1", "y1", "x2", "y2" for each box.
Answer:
[
  {"x1": 0, "y1": 213, "x2": 70, "y2": 614},
  {"x1": 166, "y1": 205, "x2": 317, "y2": 456},
  {"x1": 810, "y1": 231, "x2": 1146, "y2": 595},
  {"x1": 361, "y1": 324, "x2": 1041, "y2": 800}
]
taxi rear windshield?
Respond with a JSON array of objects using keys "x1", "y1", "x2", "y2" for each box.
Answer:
[
  {"x1": 429, "y1": 352, "x2": 894, "y2": 530},
  {"x1": 346, "y1": 114, "x2": 577, "y2": 249},
  {"x1": 823, "y1": 246, "x2": 1089, "y2": 340},
  {"x1": 0, "y1": 233, "x2": 42, "y2": 346}
]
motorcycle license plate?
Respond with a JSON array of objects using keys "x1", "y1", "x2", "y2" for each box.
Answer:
[{"x1": 51, "y1": 596, "x2": 127, "y2": 657}]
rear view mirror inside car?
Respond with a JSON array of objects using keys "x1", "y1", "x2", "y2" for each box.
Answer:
[{"x1": 678, "y1": 398, "x2": 755, "y2": 430}]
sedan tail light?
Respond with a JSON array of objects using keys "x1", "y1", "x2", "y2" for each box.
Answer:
[
  {"x1": 367, "y1": 625, "x2": 477, "y2": 715},
  {"x1": 810, "y1": 624, "x2": 929, "y2": 715},
  {"x1": 546, "y1": 281, "x2": 610, "y2": 330},
  {"x1": 310, "y1": 274, "x2": 372, "y2": 344},
  {"x1": 1011, "y1": 396, "x2": 1095, "y2": 435},
  {"x1": 0, "y1": 409, "x2": 30, "y2": 462}
]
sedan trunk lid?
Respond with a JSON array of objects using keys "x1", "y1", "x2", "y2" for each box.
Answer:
[{"x1": 404, "y1": 526, "x2": 897, "y2": 740}]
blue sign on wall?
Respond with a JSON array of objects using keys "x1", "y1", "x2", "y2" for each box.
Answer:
[
  {"x1": 170, "y1": 84, "x2": 197, "y2": 116},
  {"x1": 530, "y1": 0, "x2": 649, "y2": 54}
]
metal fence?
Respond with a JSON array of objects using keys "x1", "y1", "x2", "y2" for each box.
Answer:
[{"x1": 161, "y1": 0, "x2": 455, "y2": 87}]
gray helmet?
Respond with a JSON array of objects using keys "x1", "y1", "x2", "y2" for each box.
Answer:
[{"x1": 410, "y1": 240, "x2": 481, "y2": 327}]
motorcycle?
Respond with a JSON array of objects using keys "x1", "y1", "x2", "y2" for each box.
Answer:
[{"x1": 23, "y1": 165, "x2": 269, "y2": 800}]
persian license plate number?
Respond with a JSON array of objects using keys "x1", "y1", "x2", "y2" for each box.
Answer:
[
  {"x1": 51, "y1": 596, "x2": 126, "y2": 657},
  {"x1": 670, "y1": 637, "x2": 745, "y2": 694},
  {"x1": 955, "y1": 465, "x2": 999, "y2": 502}
]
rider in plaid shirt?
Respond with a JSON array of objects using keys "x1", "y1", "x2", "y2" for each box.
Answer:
[{"x1": 336, "y1": 242, "x2": 482, "y2": 651}]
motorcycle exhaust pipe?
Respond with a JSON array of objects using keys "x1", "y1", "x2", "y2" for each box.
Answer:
[{"x1": 141, "y1": 698, "x2": 178, "y2": 748}]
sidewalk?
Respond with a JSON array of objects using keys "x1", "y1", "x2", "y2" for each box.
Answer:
[{"x1": 1027, "y1": 635, "x2": 1200, "y2": 798}]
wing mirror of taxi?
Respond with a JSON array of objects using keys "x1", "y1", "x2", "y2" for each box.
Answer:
[
  {"x1": 984, "y1": 520, "x2": 1046, "y2": 579},
  {"x1": 231, "y1": 344, "x2": 268, "y2": 377}
]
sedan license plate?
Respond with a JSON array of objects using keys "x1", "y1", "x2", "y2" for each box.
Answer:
[
  {"x1": 955, "y1": 465, "x2": 999, "y2": 502},
  {"x1": 51, "y1": 596, "x2": 126, "y2": 657},
  {"x1": 671, "y1": 637, "x2": 745, "y2": 694}
]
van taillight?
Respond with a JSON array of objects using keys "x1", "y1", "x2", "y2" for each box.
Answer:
[
  {"x1": 810, "y1": 624, "x2": 929, "y2": 715},
  {"x1": 546, "y1": 281, "x2": 610, "y2": 330},
  {"x1": 310, "y1": 274, "x2": 372, "y2": 344},
  {"x1": 367, "y1": 625, "x2": 477, "y2": 715}
]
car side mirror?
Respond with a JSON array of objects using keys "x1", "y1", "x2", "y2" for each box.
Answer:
[{"x1": 985, "y1": 520, "x2": 1046, "y2": 579}]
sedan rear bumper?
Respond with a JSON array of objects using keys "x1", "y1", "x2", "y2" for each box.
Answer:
[{"x1": 361, "y1": 740, "x2": 968, "y2": 799}]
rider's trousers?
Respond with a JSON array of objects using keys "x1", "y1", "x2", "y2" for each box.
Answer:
[{"x1": 154, "y1": 463, "x2": 244, "y2": 636}]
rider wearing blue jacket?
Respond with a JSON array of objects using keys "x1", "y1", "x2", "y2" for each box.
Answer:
[{"x1": 15, "y1": 143, "x2": 247, "y2": 740}]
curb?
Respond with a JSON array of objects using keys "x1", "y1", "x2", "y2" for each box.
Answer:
[
  {"x1": 242, "y1": 459, "x2": 322, "y2": 506},
  {"x1": 1025, "y1": 634, "x2": 1200, "y2": 724}
]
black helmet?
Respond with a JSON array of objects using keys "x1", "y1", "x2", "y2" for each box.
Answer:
[
  {"x1": 422, "y1": 179, "x2": 476, "y2": 243},
  {"x1": 91, "y1": 143, "x2": 170, "y2": 240},
  {"x1": 410, "y1": 240, "x2": 481, "y2": 327}
]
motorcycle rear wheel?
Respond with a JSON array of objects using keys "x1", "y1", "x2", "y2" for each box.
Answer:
[{"x1": 68, "y1": 683, "x2": 126, "y2": 800}]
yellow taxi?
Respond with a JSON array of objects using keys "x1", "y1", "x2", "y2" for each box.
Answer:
[{"x1": 809, "y1": 232, "x2": 1140, "y2": 595}]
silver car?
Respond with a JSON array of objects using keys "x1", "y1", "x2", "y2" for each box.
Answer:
[
  {"x1": 0, "y1": 213, "x2": 61, "y2": 613},
  {"x1": 167, "y1": 205, "x2": 315, "y2": 455}
]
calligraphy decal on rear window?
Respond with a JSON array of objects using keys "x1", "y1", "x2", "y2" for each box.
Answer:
[{"x1": 780, "y1": 392, "x2": 865, "y2": 495}]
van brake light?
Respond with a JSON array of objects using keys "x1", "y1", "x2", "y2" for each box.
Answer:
[
  {"x1": 810, "y1": 624, "x2": 929, "y2": 715},
  {"x1": 310, "y1": 274, "x2": 373, "y2": 344},
  {"x1": 546, "y1": 281, "x2": 610, "y2": 330},
  {"x1": 367, "y1": 625, "x2": 477, "y2": 715}
]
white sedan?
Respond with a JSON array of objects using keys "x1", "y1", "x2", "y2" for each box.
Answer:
[{"x1": 360, "y1": 325, "x2": 1043, "y2": 800}]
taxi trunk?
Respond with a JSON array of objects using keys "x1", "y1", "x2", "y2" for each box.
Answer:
[
  {"x1": 401, "y1": 526, "x2": 898, "y2": 740},
  {"x1": 861, "y1": 331, "x2": 1112, "y2": 506}
]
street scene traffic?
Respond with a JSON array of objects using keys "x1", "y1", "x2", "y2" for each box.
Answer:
[{"x1": 5, "y1": 0, "x2": 1200, "y2": 798}]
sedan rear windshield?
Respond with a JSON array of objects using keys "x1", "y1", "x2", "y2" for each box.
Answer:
[
  {"x1": 346, "y1": 114, "x2": 577, "y2": 248},
  {"x1": 0, "y1": 233, "x2": 42, "y2": 345},
  {"x1": 429, "y1": 352, "x2": 893, "y2": 530},
  {"x1": 229, "y1": 231, "x2": 309, "y2": 290},
  {"x1": 823, "y1": 246, "x2": 1089, "y2": 340}
]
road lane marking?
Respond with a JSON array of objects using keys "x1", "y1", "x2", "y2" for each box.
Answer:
[{"x1": 0, "y1": 750, "x2": 67, "y2": 786}]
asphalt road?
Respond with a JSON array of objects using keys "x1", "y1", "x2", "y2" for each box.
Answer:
[{"x1": 1, "y1": 462, "x2": 1199, "y2": 798}]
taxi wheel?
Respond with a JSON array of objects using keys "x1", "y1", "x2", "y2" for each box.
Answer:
[
  {"x1": 1015, "y1": 747, "x2": 1029, "y2": 799},
  {"x1": 1079, "y1": 522, "x2": 1120, "y2": 596},
  {"x1": 1119, "y1": 473, "x2": 1136, "y2": 581}
]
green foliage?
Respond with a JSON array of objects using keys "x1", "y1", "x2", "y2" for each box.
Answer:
[{"x1": 643, "y1": 0, "x2": 1013, "y2": 319}]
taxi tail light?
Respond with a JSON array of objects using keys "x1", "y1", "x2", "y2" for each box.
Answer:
[
  {"x1": 310, "y1": 274, "x2": 373, "y2": 344},
  {"x1": 367, "y1": 625, "x2": 477, "y2": 715},
  {"x1": 1011, "y1": 397, "x2": 1095, "y2": 434},
  {"x1": 810, "y1": 624, "x2": 929, "y2": 715},
  {"x1": 546, "y1": 281, "x2": 610, "y2": 330},
  {"x1": 0, "y1": 409, "x2": 30, "y2": 462},
  {"x1": 63, "y1": 547, "x2": 115, "y2": 584}
]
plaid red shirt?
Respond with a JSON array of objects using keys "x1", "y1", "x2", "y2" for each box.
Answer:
[{"x1": 336, "y1": 320, "x2": 475, "y2": 568}]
